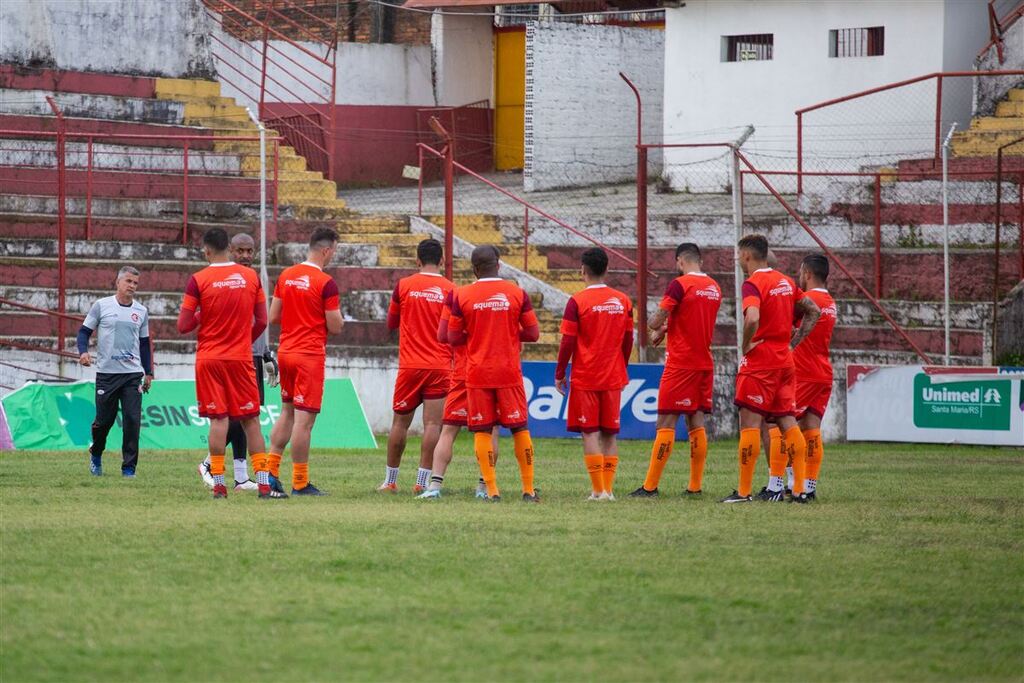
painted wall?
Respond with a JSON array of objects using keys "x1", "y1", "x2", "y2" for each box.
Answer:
[
  {"x1": 431, "y1": 12, "x2": 494, "y2": 107},
  {"x1": 662, "y1": 0, "x2": 988, "y2": 192},
  {"x1": 524, "y1": 22, "x2": 663, "y2": 192},
  {"x1": 975, "y1": 14, "x2": 1024, "y2": 117},
  {"x1": 0, "y1": 0, "x2": 215, "y2": 78}
]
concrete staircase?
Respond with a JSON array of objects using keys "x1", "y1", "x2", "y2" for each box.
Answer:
[{"x1": 952, "y1": 87, "x2": 1024, "y2": 157}]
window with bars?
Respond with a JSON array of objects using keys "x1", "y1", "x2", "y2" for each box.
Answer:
[
  {"x1": 829, "y1": 26, "x2": 885, "y2": 58},
  {"x1": 721, "y1": 33, "x2": 774, "y2": 62}
]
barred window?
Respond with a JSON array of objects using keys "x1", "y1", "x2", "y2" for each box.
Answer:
[
  {"x1": 829, "y1": 26, "x2": 885, "y2": 58},
  {"x1": 722, "y1": 34, "x2": 774, "y2": 62}
]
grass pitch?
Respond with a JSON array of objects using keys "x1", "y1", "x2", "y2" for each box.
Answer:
[{"x1": 1, "y1": 436, "x2": 1022, "y2": 682}]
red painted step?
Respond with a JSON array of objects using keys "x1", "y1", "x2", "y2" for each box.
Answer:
[
  {"x1": 0, "y1": 115, "x2": 216, "y2": 150},
  {"x1": 0, "y1": 65, "x2": 157, "y2": 99},
  {"x1": 897, "y1": 155, "x2": 1024, "y2": 181},
  {"x1": 832, "y1": 202, "x2": 1023, "y2": 225},
  {"x1": 0, "y1": 215, "x2": 251, "y2": 244},
  {"x1": 0, "y1": 167, "x2": 261, "y2": 202}
]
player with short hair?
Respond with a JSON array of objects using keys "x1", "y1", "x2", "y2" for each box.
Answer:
[
  {"x1": 630, "y1": 243, "x2": 722, "y2": 498},
  {"x1": 554, "y1": 247, "x2": 633, "y2": 501},
  {"x1": 793, "y1": 253, "x2": 836, "y2": 500},
  {"x1": 721, "y1": 234, "x2": 820, "y2": 504},
  {"x1": 197, "y1": 232, "x2": 279, "y2": 491},
  {"x1": 447, "y1": 245, "x2": 541, "y2": 502},
  {"x1": 177, "y1": 228, "x2": 278, "y2": 499},
  {"x1": 379, "y1": 238, "x2": 453, "y2": 494},
  {"x1": 266, "y1": 227, "x2": 343, "y2": 496}
]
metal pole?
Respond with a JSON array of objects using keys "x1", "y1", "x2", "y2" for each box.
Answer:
[
  {"x1": 428, "y1": 117, "x2": 455, "y2": 281},
  {"x1": 731, "y1": 126, "x2": 754, "y2": 361},
  {"x1": 994, "y1": 146, "x2": 1004, "y2": 362},
  {"x1": 941, "y1": 123, "x2": 957, "y2": 365},
  {"x1": 182, "y1": 140, "x2": 189, "y2": 245},
  {"x1": 246, "y1": 107, "x2": 270, "y2": 296},
  {"x1": 523, "y1": 207, "x2": 529, "y2": 273},
  {"x1": 874, "y1": 173, "x2": 882, "y2": 298},
  {"x1": 46, "y1": 96, "x2": 66, "y2": 375},
  {"x1": 417, "y1": 145, "x2": 424, "y2": 217},
  {"x1": 934, "y1": 75, "x2": 943, "y2": 164},
  {"x1": 796, "y1": 112, "x2": 803, "y2": 195},
  {"x1": 85, "y1": 137, "x2": 93, "y2": 240},
  {"x1": 637, "y1": 145, "x2": 648, "y2": 363}
]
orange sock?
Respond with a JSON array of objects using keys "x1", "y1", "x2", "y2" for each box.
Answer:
[
  {"x1": 584, "y1": 454, "x2": 604, "y2": 494},
  {"x1": 292, "y1": 462, "x2": 309, "y2": 491},
  {"x1": 643, "y1": 428, "x2": 675, "y2": 491},
  {"x1": 474, "y1": 431, "x2": 499, "y2": 497},
  {"x1": 738, "y1": 428, "x2": 759, "y2": 497},
  {"x1": 783, "y1": 425, "x2": 807, "y2": 495},
  {"x1": 513, "y1": 430, "x2": 535, "y2": 495},
  {"x1": 268, "y1": 452, "x2": 282, "y2": 478},
  {"x1": 250, "y1": 452, "x2": 268, "y2": 474},
  {"x1": 209, "y1": 453, "x2": 226, "y2": 476},
  {"x1": 602, "y1": 455, "x2": 618, "y2": 494},
  {"x1": 687, "y1": 427, "x2": 707, "y2": 493},
  {"x1": 804, "y1": 428, "x2": 823, "y2": 487},
  {"x1": 768, "y1": 426, "x2": 787, "y2": 478}
]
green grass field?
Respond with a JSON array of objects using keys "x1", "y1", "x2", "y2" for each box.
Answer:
[{"x1": 1, "y1": 436, "x2": 1022, "y2": 682}]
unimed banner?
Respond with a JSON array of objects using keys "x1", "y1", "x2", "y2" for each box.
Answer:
[
  {"x1": 2, "y1": 378, "x2": 376, "y2": 451},
  {"x1": 521, "y1": 361, "x2": 682, "y2": 441},
  {"x1": 846, "y1": 365, "x2": 1024, "y2": 446}
]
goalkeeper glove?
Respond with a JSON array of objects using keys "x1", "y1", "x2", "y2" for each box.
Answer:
[{"x1": 263, "y1": 351, "x2": 280, "y2": 388}]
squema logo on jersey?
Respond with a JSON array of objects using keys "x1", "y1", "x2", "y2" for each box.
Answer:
[
  {"x1": 212, "y1": 273, "x2": 247, "y2": 289},
  {"x1": 285, "y1": 274, "x2": 311, "y2": 290},
  {"x1": 592, "y1": 297, "x2": 625, "y2": 314},
  {"x1": 695, "y1": 285, "x2": 721, "y2": 301},
  {"x1": 410, "y1": 286, "x2": 445, "y2": 303},
  {"x1": 768, "y1": 279, "x2": 793, "y2": 297},
  {"x1": 472, "y1": 293, "x2": 510, "y2": 311},
  {"x1": 912, "y1": 374, "x2": 1012, "y2": 431}
]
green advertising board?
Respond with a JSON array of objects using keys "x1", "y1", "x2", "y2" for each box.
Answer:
[
  {"x1": 2, "y1": 379, "x2": 376, "y2": 451},
  {"x1": 912, "y1": 374, "x2": 1013, "y2": 431}
]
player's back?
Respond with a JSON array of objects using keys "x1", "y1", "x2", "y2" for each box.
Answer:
[
  {"x1": 664, "y1": 272, "x2": 722, "y2": 370},
  {"x1": 275, "y1": 262, "x2": 339, "y2": 356},
  {"x1": 451, "y1": 278, "x2": 535, "y2": 388},
  {"x1": 441, "y1": 289, "x2": 466, "y2": 379},
  {"x1": 187, "y1": 263, "x2": 264, "y2": 361},
  {"x1": 566, "y1": 284, "x2": 632, "y2": 390},
  {"x1": 742, "y1": 268, "x2": 802, "y2": 370},
  {"x1": 393, "y1": 272, "x2": 454, "y2": 369},
  {"x1": 794, "y1": 288, "x2": 836, "y2": 382}
]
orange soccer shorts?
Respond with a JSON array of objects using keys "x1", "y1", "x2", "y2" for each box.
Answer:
[
  {"x1": 278, "y1": 352, "x2": 326, "y2": 413},
  {"x1": 392, "y1": 367, "x2": 450, "y2": 414},
  {"x1": 466, "y1": 384, "x2": 528, "y2": 432},
  {"x1": 195, "y1": 358, "x2": 261, "y2": 420},
  {"x1": 567, "y1": 388, "x2": 621, "y2": 434},
  {"x1": 442, "y1": 378, "x2": 469, "y2": 426},
  {"x1": 795, "y1": 379, "x2": 832, "y2": 420},
  {"x1": 657, "y1": 367, "x2": 713, "y2": 415},
  {"x1": 734, "y1": 364, "x2": 796, "y2": 418}
]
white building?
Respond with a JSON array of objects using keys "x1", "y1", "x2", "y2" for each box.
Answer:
[{"x1": 661, "y1": 0, "x2": 992, "y2": 192}]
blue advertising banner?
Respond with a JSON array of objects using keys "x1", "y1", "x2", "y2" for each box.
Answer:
[{"x1": 520, "y1": 361, "x2": 686, "y2": 441}]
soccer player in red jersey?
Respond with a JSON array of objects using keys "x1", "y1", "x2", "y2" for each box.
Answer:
[
  {"x1": 793, "y1": 254, "x2": 836, "y2": 500},
  {"x1": 176, "y1": 228, "x2": 279, "y2": 500},
  {"x1": 417, "y1": 288, "x2": 500, "y2": 500},
  {"x1": 630, "y1": 243, "x2": 722, "y2": 498},
  {"x1": 721, "y1": 234, "x2": 820, "y2": 504},
  {"x1": 554, "y1": 248, "x2": 633, "y2": 501},
  {"x1": 447, "y1": 246, "x2": 541, "y2": 502},
  {"x1": 266, "y1": 228, "x2": 343, "y2": 496},
  {"x1": 380, "y1": 239, "x2": 453, "y2": 494}
]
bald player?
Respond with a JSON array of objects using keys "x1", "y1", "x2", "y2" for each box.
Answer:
[{"x1": 447, "y1": 246, "x2": 541, "y2": 502}]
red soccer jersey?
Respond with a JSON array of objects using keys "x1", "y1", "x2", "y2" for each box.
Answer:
[
  {"x1": 182, "y1": 262, "x2": 266, "y2": 362},
  {"x1": 559, "y1": 284, "x2": 633, "y2": 391},
  {"x1": 793, "y1": 288, "x2": 836, "y2": 383},
  {"x1": 389, "y1": 272, "x2": 454, "y2": 370},
  {"x1": 440, "y1": 290, "x2": 466, "y2": 379},
  {"x1": 273, "y1": 261, "x2": 340, "y2": 357},
  {"x1": 659, "y1": 272, "x2": 722, "y2": 370},
  {"x1": 740, "y1": 268, "x2": 805, "y2": 371},
  {"x1": 448, "y1": 278, "x2": 538, "y2": 388}
]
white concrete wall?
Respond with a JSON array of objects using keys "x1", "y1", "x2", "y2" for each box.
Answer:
[
  {"x1": 663, "y1": 0, "x2": 988, "y2": 192},
  {"x1": 431, "y1": 11, "x2": 494, "y2": 106},
  {"x1": 214, "y1": 32, "x2": 435, "y2": 110},
  {"x1": 975, "y1": 14, "x2": 1024, "y2": 116},
  {"x1": 524, "y1": 22, "x2": 663, "y2": 192},
  {"x1": 0, "y1": 0, "x2": 215, "y2": 78}
]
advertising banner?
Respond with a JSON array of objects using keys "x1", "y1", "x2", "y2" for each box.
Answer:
[
  {"x1": 2, "y1": 378, "x2": 376, "y2": 451},
  {"x1": 847, "y1": 365, "x2": 1024, "y2": 446},
  {"x1": 520, "y1": 361, "x2": 682, "y2": 441}
]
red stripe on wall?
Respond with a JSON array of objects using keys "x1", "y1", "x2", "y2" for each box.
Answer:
[{"x1": 0, "y1": 65, "x2": 157, "y2": 99}]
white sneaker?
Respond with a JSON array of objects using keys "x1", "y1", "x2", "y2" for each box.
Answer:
[
  {"x1": 601, "y1": 492, "x2": 616, "y2": 502},
  {"x1": 198, "y1": 461, "x2": 214, "y2": 489},
  {"x1": 586, "y1": 492, "x2": 603, "y2": 501},
  {"x1": 234, "y1": 479, "x2": 259, "y2": 492},
  {"x1": 417, "y1": 488, "x2": 442, "y2": 499}
]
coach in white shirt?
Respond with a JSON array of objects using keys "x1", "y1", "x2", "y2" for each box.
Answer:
[{"x1": 77, "y1": 266, "x2": 153, "y2": 478}]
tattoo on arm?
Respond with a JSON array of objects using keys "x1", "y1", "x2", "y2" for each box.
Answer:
[
  {"x1": 648, "y1": 309, "x2": 668, "y2": 331},
  {"x1": 791, "y1": 298, "x2": 821, "y2": 349}
]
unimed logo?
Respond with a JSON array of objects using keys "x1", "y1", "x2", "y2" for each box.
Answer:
[{"x1": 913, "y1": 374, "x2": 1012, "y2": 431}]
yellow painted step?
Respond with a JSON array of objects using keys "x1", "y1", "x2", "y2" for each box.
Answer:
[
  {"x1": 336, "y1": 217, "x2": 408, "y2": 234},
  {"x1": 277, "y1": 180, "x2": 337, "y2": 203},
  {"x1": 240, "y1": 154, "x2": 307, "y2": 174},
  {"x1": 424, "y1": 215, "x2": 503, "y2": 244},
  {"x1": 951, "y1": 130, "x2": 1024, "y2": 156},
  {"x1": 337, "y1": 233, "x2": 426, "y2": 246},
  {"x1": 970, "y1": 116, "x2": 1024, "y2": 132},
  {"x1": 154, "y1": 78, "x2": 221, "y2": 100},
  {"x1": 1007, "y1": 89, "x2": 1024, "y2": 101},
  {"x1": 996, "y1": 100, "x2": 1024, "y2": 117}
]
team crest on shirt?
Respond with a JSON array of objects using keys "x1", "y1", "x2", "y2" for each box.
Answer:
[
  {"x1": 131, "y1": 312, "x2": 141, "y2": 323},
  {"x1": 472, "y1": 293, "x2": 511, "y2": 311},
  {"x1": 695, "y1": 285, "x2": 721, "y2": 300},
  {"x1": 284, "y1": 274, "x2": 311, "y2": 290},
  {"x1": 768, "y1": 278, "x2": 794, "y2": 297},
  {"x1": 410, "y1": 286, "x2": 445, "y2": 303},
  {"x1": 676, "y1": 398, "x2": 692, "y2": 406},
  {"x1": 213, "y1": 273, "x2": 247, "y2": 289},
  {"x1": 592, "y1": 297, "x2": 625, "y2": 314}
]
